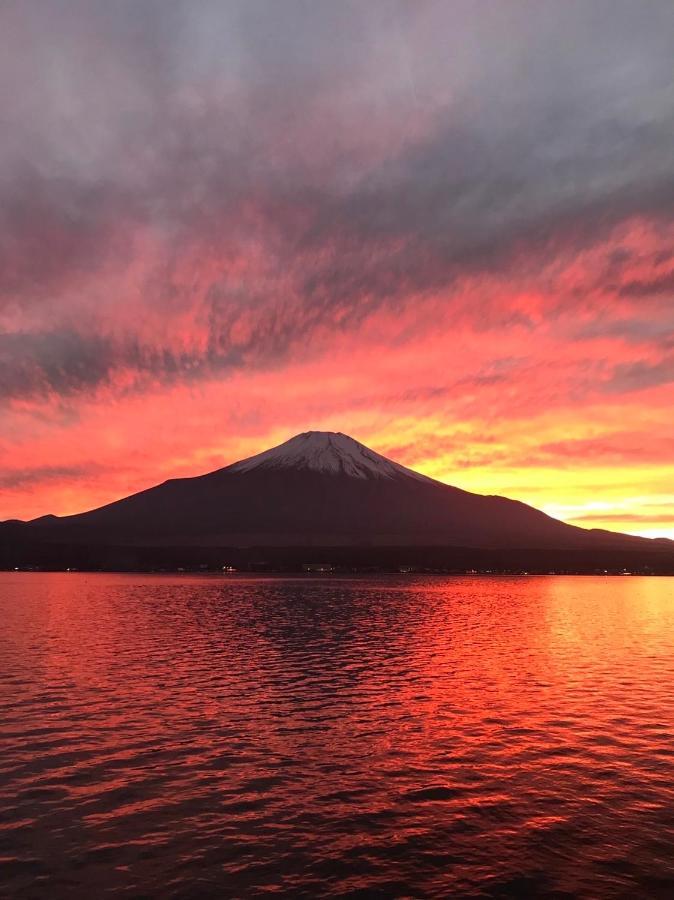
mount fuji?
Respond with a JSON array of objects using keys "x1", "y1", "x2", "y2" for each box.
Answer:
[{"x1": 3, "y1": 432, "x2": 671, "y2": 562}]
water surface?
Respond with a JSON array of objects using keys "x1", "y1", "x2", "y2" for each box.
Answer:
[{"x1": 2, "y1": 573, "x2": 674, "y2": 897}]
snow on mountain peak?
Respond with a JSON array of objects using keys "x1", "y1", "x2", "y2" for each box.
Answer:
[{"x1": 227, "y1": 431, "x2": 435, "y2": 483}]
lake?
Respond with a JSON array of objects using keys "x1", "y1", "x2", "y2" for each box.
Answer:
[{"x1": 2, "y1": 573, "x2": 674, "y2": 898}]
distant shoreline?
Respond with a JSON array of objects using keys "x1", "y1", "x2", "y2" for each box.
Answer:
[{"x1": 3, "y1": 568, "x2": 672, "y2": 577}]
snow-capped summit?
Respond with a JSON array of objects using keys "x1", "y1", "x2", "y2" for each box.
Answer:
[{"x1": 227, "y1": 431, "x2": 435, "y2": 483}]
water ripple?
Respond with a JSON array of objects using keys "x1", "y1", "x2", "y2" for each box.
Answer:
[{"x1": 1, "y1": 573, "x2": 674, "y2": 897}]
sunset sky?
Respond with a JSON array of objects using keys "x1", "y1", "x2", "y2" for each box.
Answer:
[{"x1": 1, "y1": 1, "x2": 672, "y2": 537}]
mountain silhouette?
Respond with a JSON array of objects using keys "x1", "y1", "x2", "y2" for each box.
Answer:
[{"x1": 5, "y1": 431, "x2": 670, "y2": 554}]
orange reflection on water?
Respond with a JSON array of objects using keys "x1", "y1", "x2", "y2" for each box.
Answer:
[{"x1": 2, "y1": 573, "x2": 674, "y2": 897}]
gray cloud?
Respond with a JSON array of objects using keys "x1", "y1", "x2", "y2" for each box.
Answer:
[
  {"x1": 604, "y1": 356, "x2": 674, "y2": 393},
  {"x1": 620, "y1": 271, "x2": 674, "y2": 297},
  {"x1": 0, "y1": 462, "x2": 104, "y2": 490},
  {"x1": 1, "y1": 0, "x2": 674, "y2": 399}
]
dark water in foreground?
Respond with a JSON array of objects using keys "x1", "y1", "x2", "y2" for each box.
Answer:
[{"x1": 2, "y1": 574, "x2": 674, "y2": 898}]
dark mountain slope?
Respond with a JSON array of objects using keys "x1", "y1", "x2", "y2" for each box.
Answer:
[{"x1": 5, "y1": 431, "x2": 670, "y2": 553}]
